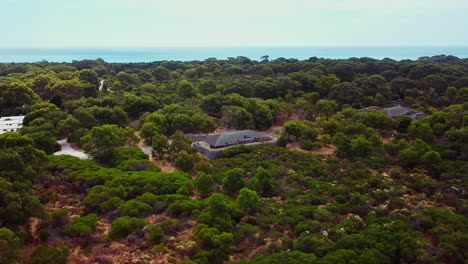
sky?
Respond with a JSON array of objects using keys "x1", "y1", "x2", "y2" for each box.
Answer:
[{"x1": 1, "y1": 0, "x2": 468, "y2": 48}]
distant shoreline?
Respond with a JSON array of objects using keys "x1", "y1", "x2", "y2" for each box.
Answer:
[{"x1": 1, "y1": 46, "x2": 468, "y2": 63}]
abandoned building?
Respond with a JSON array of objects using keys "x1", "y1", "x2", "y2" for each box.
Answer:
[
  {"x1": 360, "y1": 105, "x2": 425, "y2": 119},
  {"x1": 191, "y1": 130, "x2": 272, "y2": 159},
  {"x1": 383, "y1": 105, "x2": 425, "y2": 119},
  {"x1": 0, "y1": 115, "x2": 25, "y2": 135}
]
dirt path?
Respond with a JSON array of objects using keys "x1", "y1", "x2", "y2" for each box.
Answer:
[
  {"x1": 134, "y1": 131, "x2": 177, "y2": 173},
  {"x1": 53, "y1": 138, "x2": 89, "y2": 159},
  {"x1": 287, "y1": 143, "x2": 336, "y2": 155}
]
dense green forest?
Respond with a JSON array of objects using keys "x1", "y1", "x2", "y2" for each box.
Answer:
[{"x1": 0, "y1": 55, "x2": 467, "y2": 263}]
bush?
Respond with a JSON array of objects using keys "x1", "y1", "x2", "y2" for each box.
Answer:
[
  {"x1": 299, "y1": 139, "x2": 314, "y2": 151},
  {"x1": 159, "y1": 218, "x2": 181, "y2": 235},
  {"x1": 369, "y1": 156, "x2": 388, "y2": 169},
  {"x1": 109, "y1": 216, "x2": 146, "y2": 240},
  {"x1": 0, "y1": 227, "x2": 21, "y2": 264},
  {"x1": 294, "y1": 235, "x2": 334, "y2": 257},
  {"x1": 146, "y1": 225, "x2": 164, "y2": 244},
  {"x1": 30, "y1": 246, "x2": 69, "y2": 264},
  {"x1": 118, "y1": 200, "x2": 153, "y2": 217},
  {"x1": 173, "y1": 150, "x2": 195, "y2": 172},
  {"x1": 64, "y1": 214, "x2": 98, "y2": 237}
]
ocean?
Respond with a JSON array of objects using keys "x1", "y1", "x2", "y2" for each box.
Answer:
[{"x1": 0, "y1": 46, "x2": 467, "y2": 63}]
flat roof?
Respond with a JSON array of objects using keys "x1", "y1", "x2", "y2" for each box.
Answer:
[
  {"x1": 0, "y1": 120, "x2": 23, "y2": 125},
  {"x1": 0, "y1": 124, "x2": 22, "y2": 129},
  {"x1": 0, "y1": 116, "x2": 25, "y2": 121}
]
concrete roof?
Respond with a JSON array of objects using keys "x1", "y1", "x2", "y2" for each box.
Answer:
[
  {"x1": 0, "y1": 116, "x2": 25, "y2": 121},
  {"x1": 203, "y1": 130, "x2": 269, "y2": 148},
  {"x1": 383, "y1": 105, "x2": 415, "y2": 117}
]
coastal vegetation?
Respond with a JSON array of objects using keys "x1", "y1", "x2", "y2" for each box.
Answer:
[{"x1": 0, "y1": 54, "x2": 467, "y2": 263}]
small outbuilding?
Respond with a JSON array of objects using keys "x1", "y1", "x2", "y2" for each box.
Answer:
[
  {"x1": 0, "y1": 116, "x2": 25, "y2": 134},
  {"x1": 383, "y1": 105, "x2": 425, "y2": 119},
  {"x1": 202, "y1": 130, "x2": 270, "y2": 149}
]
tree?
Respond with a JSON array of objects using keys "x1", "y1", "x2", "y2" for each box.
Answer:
[
  {"x1": 57, "y1": 115, "x2": 81, "y2": 141},
  {"x1": 260, "y1": 55, "x2": 270, "y2": 62},
  {"x1": 211, "y1": 232, "x2": 234, "y2": 262},
  {"x1": 152, "y1": 66, "x2": 170, "y2": 81},
  {"x1": 79, "y1": 69, "x2": 99, "y2": 96},
  {"x1": 199, "y1": 80, "x2": 218, "y2": 95},
  {"x1": 350, "y1": 136, "x2": 373, "y2": 157},
  {"x1": 223, "y1": 168, "x2": 245, "y2": 196},
  {"x1": 151, "y1": 133, "x2": 169, "y2": 159},
  {"x1": 170, "y1": 113, "x2": 193, "y2": 133},
  {"x1": 200, "y1": 92, "x2": 224, "y2": 117},
  {"x1": 142, "y1": 112, "x2": 168, "y2": 135},
  {"x1": 140, "y1": 122, "x2": 160, "y2": 143},
  {"x1": 328, "y1": 82, "x2": 365, "y2": 107},
  {"x1": 397, "y1": 148, "x2": 419, "y2": 168},
  {"x1": 1, "y1": 82, "x2": 38, "y2": 108},
  {"x1": 332, "y1": 132, "x2": 351, "y2": 155},
  {"x1": 237, "y1": 188, "x2": 260, "y2": 214},
  {"x1": 168, "y1": 130, "x2": 192, "y2": 158},
  {"x1": 420, "y1": 150, "x2": 442, "y2": 172},
  {"x1": 221, "y1": 106, "x2": 253, "y2": 130},
  {"x1": 252, "y1": 103, "x2": 273, "y2": 130},
  {"x1": 178, "y1": 80, "x2": 196, "y2": 98},
  {"x1": 316, "y1": 74, "x2": 340, "y2": 96},
  {"x1": 283, "y1": 120, "x2": 307, "y2": 142},
  {"x1": 195, "y1": 172, "x2": 215, "y2": 198},
  {"x1": 314, "y1": 99, "x2": 339, "y2": 118},
  {"x1": 0, "y1": 227, "x2": 21, "y2": 264},
  {"x1": 294, "y1": 234, "x2": 334, "y2": 257},
  {"x1": 192, "y1": 113, "x2": 217, "y2": 133},
  {"x1": 173, "y1": 150, "x2": 195, "y2": 172},
  {"x1": 81, "y1": 124, "x2": 134, "y2": 162},
  {"x1": 254, "y1": 166, "x2": 273, "y2": 196},
  {"x1": 51, "y1": 79, "x2": 84, "y2": 102},
  {"x1": 108, "y1": 216, "x2": 146, "y2": 240},
  {"x1": 409, "y1": 123, "x2": 435, "y2": 143}
]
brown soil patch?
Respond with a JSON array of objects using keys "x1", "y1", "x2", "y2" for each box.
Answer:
[
  {"x1": 152, "y1": 159, "x2": 177, "y2": 173},
  {"x1": 381, "y1": 136, "x2": 394, "y2": 144},
  {"x1": 287, "y1": 143, "x2": 336, "y2": 156}
]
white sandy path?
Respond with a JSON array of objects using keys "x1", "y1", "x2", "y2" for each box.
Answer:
[{"x1": 53, "y1": 138, "x2": 89, "y2": 159}]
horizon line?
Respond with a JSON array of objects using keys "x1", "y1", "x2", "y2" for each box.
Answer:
[{"x1": 2, "y1": 45, "x2": 468, "y2": 50}]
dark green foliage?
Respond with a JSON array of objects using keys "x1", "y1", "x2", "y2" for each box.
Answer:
[
  {"x1": 294, "y1": 235, "x2": 334, "y2": 257},
  {"x1": 64, "y1": 214, "x2": 98, "y2": 237},
  {"x1": 195, "y1": 172, "x2": 215, "y2": 198},
  {"x1": 0, "y1": 227, "x2": 21, "y2": 264},
  {"x1": 29, "y1": 246, "x2": 69, "y2": 264},
  {"x1": 118, "y1": 200, "x2": 153, "y2": 217},
  {"x1": 112, "y1": 147, "x2": 158, "y2": 172},
  {"x1": 146, "y1": 225, "x2": 164, "y2": 244},
  {"x1": 237, "y1": 188, "x2": 260, "y2": 214},
  {"x1": 0, "y1": 133, "x2": 46, "y2": 226},
  {"x1": 2, "y1": 57, "x2": 468, "y2": 263},
  {"x1": 173, "y1": 150, "x2": 195, "y2": 172},
  {"x1": 108, "y1": 216, "x2": 146, "y2": 239},
  {"x1": 223, "y1": 168, "x2": 245, "y2": 196}
]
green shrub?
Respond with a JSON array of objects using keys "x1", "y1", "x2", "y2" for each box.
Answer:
[
  {"x1": 0, "y1": 227, "x2": 21, "y2": 264},
  {"x1": 159, "y1": 218, "x2": 181, "y2": 235},
  {"x1": 174, "y1": 150, "x2": 195, "y2": 172},
  {"x1": 118, "y1": 200, "x2": 153, "y2": 217},
  {"x1": 64, "y1": 214, "x2": 98, "y2": 237},
  {"x1": 299, "y1": 139, "x2": 314, "y2": 151},
  {"x1": 109, "y1": 216, "x2": 146, "y2": 240},
  {"x1": 146, "y1": 225, "x2": 164, "y2": 244},
  {"x1": 294, "y1": 235, "x2": 334, "y2": 257},
  {"x1": 30, "y1": 246, "x2": 69, "y2": 264},
  {"x1": 369, "y1": 156, "x2": 388, "y2": 169}
]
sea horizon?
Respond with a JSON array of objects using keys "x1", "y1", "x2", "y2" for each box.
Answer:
[{"x1": 1, "y1": 46, "x2": 468, "y2": 63}]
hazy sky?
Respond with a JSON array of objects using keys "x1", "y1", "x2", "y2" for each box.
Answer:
[{"x1": 1, "y1": 0, "x2": 468, "y2": 47}]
